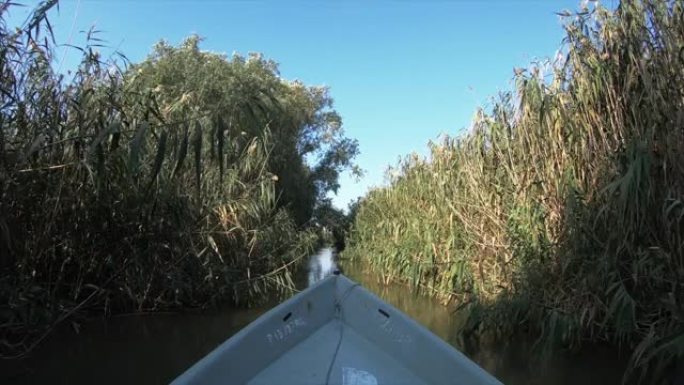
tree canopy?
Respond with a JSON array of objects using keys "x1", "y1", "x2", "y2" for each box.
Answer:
[{"x1": 124, "y1": 36, "x2": 359, "y2": 223}]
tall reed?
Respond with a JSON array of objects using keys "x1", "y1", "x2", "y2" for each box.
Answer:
[
  {"x1": 345, "y1": 1, "x2": 684, "y2": 382},
  {"x1": 0, "y1": 2, "x2": 315, "y2": 358}
]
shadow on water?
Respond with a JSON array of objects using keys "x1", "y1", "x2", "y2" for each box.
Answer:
[
  {"x1": 0, "y1": 248, "x2": 627, "y2": 385},
  {"x1": 340, "y1": 258, "x2": 629, "y2": 385}
]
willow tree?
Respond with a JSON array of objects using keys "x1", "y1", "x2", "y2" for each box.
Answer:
[{"x1": 124, "y1": 36, "x2": 359, "y2": 224}]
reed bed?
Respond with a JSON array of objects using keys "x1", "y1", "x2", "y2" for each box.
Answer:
[
  {"x1": 345, "y1": 1, "x2": 684, "y2": 382},
  {"x1": 0, "y1": 3, "x2": 317, "y2": 358}
]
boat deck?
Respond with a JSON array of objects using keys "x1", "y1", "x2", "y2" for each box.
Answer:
[
  {"x1": 249, "y1": 319, "x2": 428, "y2": 385},
  {"x1": 171, "y1": 275, "x2": 502, "y2": 385}
]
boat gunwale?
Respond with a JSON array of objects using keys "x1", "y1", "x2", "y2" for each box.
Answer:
[{"x1": 171, "y1": 274, "x2": 503, "y2": 385}]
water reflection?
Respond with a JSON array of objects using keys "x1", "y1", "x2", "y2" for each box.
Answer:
[
  {"x1": 0, "y1": 305, "x2": 276, "y2": 385},
  {"x1": 341, "y1": 260, "x2": 628, "y2": 385},
  {"x1": 307, "y1": 247, "x2": 338, "y2": 286},
  {"x1": 0, "y1": 248, "x2": 627, "y2": 385}
]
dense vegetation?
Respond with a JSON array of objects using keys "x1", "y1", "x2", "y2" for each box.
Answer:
[
  {"x1": 312, "y1": 197, "x2": 358, "y2": 251},
  {"x1": 127, "y1": 37, "x2": 360, "y2": 225},
  {"x1": 345, "y1": 1, "x2": 684, "y2": 382},
  {"x1": 0, "y1": 2, "x2": 356, "y2": 358}
]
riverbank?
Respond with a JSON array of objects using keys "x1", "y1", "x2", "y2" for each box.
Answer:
[
  {"x1": 343, "y1": 2, "x2": 684, "y2": 383},
  {"x1": 0, "y1": 1, "x2": 358, "y2": 360}
]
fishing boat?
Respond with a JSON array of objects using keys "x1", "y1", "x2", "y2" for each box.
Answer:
[{"x1": 172, "y1": 272, "x2": 503, "y2": 385}]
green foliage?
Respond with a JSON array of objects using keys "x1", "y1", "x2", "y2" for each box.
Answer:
[
  {"x1": 312, "y1": 198, "x2": 354, "y2": 250},
  {"x1": 123, "y1": 36, "x2": 360, "y2": 224},
  {"x1": 0, "y1": 2, "x2": 325, "y2": 358},
  {"x1": 345, "y1": 1, "x2": 684, "y2": 382}
]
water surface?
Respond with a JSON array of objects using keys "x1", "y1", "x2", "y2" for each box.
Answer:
[{"x1": 0, "y1": 248, "x2": 627, "y2": 384}]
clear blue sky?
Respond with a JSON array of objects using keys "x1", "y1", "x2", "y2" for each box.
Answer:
[{"x1": 7, "y1": 0, "x2": 591, "y2": 209}]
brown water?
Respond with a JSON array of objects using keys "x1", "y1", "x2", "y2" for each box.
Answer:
[{"x1": 0, "y1": 248, "x2": 628, "y2": 384}]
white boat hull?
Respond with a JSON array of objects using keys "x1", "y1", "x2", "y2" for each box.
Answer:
[{"x1": 172, "y1": 274, "x2": 502, "y2": 385}]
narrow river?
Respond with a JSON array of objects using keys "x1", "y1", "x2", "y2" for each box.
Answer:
[{"x1": 1, "y1": 248, "x2": 628, "y2": 384}]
